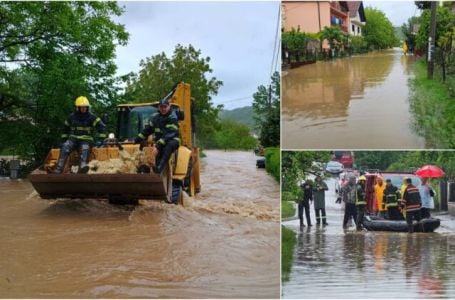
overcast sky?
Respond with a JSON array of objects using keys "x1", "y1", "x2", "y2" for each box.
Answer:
[
  {"x1": 364, "y1": 1, "x2": 421, "y2": 27},
  {"x1": 113, "y1": 1, "x2": 280, "y2": 110}
]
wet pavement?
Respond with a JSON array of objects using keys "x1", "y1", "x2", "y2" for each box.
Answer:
[
  {"x1": 282, "y1": 49, "x2": 426, "y2": 149},
  {"x1": 282, "y1": 177, "x2": 455, "y2": 299},
  {"x1": 0, "y1": 150, "x2": 280, "y2": 298}
]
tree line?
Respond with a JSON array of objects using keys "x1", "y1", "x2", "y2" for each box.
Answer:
[
  {"x1": 0, "y1": 2, "x2": 279, "y2": 167},
  {"x1": 282, "y1": 7, "x2": 399, "y2": 63}
]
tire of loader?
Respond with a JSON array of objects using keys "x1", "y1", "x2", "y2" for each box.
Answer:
[
  {"x1": 184, "y1": 158, "x2": 195, "y2": 197},
  {"x1": 108, "y1": 196, "x2": 139, "y2": 205},
  {"x1": 170, "y1": 181, "x2": 183, "y2": 205}
]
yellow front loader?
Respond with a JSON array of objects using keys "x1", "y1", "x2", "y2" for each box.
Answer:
[{"x1": 29, "y1": 83, "x2": 201, "y2": 205}]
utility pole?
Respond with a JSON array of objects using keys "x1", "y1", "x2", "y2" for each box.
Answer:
[{"x1": 427, "y1": 1, "x2": 437, "y2": 79}]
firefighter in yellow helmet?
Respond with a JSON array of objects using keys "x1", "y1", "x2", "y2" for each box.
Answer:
[{"x1": 52, "y1": 96, "x2": 106, "y2": 174}]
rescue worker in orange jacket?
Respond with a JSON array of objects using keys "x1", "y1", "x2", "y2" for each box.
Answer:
[
  {"x1": 401, "y1": 178, "x2": 422, "y2": 233},
  {"x1": 375, "y1": 176, "x2": 387, "y2": 218}
]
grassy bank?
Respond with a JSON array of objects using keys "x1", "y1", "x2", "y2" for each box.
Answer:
[
  {"x1": 409, "y1": 59, "x2": 455, "y2": 148},
  {"x1": 282, "y1": 225, "x2": 297, "y2": 282},
  {"x1": 282, "y1": 199, "x2": 295, "y2": 219},
  {"x1": 265, "y1": 147, "x2": 280, "y2": 182}
]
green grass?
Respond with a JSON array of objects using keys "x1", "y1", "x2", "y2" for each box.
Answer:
[
  {"x1": 282, "y1": 225, "x2": 297, "y2": 282},
  {"x1": 282, "y1": 199, "x2": 296, "y2": 219},
  {"x1": 409, "y1": 60, "x2": 455, "y2": 148},
  {"x1": 265, "y1": 147, "x2": 280, "y2": 182}
]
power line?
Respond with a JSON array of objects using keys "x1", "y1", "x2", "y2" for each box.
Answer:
[
  {"x1": 270, "y1": 3, "x2": 281, "y2": 77},
  {"x1": 218, "y1": 96, "x2": 253, "y2": 104}
]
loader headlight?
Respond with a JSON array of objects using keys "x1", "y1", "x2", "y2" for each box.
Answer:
[{"x1": 108, "y1": 133, "x2": 115, "y2": 139}]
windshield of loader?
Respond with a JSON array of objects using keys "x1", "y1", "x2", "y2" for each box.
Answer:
[{"x1": 118, "y1": 106, "x2": 157, "y2": 142}]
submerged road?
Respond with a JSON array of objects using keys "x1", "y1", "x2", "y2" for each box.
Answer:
[
  {"x1": 0, "y1": 150, "x2": 280, "y2": 298},
  {"x1": 282, "y1": 177, "x2": 455, "y2": 299},
  {"x1": 282, "y1": 49, "x2": 425, "y2": 149}
]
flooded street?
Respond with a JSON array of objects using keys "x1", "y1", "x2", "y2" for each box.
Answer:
[
  {"x1": 282, "y1": 49, "x2": 425, "y2": 149},
  {"x1": 283, "y1": 177, "x2": 455, "y2": 299},
  {"x1": 0, "y1": 150, "x2": 280, "y2": 298}
]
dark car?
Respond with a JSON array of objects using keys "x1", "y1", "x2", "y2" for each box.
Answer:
[{"x1": 256, "y1": 157, "x2": 265, "y2": 168}]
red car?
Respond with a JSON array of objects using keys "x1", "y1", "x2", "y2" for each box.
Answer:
[{"x1": 332, "y1": 151, "x2": 354, "y2": 168}]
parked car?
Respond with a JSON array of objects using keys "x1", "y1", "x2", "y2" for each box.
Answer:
[
  {"x1": 332, "y1": 150, "x2": 354, "y2": 168},
  {"x1": 256, "y1": 157, "x2": 265, "y2": 168},
  {"x1": 325, "y1": 160, "x2": 344, "y2": 174}
]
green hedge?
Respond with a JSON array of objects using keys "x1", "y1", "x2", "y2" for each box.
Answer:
[
  {"x1": 282, "y1": 226, "x2": 297, "y2": 282},
  {"x1": 282, "y1": 200, "x2": 295, "y2": 219},
  {"x1": 265, "y1": 147, "x2": 280, "y2": 182}
]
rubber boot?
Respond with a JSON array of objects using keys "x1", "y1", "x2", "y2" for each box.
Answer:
[
  {"x1": 78, "y1": 144, "x2": 91, "y2": 174},
  {"x1": 52, "y1": 157, "x2": 66, "y2": 174},
  {"x1": 52, "y1": 141, "x2": 73, "y2": 174}
]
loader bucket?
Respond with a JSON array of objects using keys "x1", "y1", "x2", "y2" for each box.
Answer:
[{"x1": 28, "y1": 169, "x2": 172, "y2": 202}]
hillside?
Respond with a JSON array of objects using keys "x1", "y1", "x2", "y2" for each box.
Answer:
[
  {"x1": 219, "y1": 106, "x2": 255, "y2": 130},
  {"x1": 394, "y1": 26, "x2": 405, "y2": 42}
]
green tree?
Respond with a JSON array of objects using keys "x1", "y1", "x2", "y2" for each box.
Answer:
[
  {"x1": 401, "y1": 16, "x2": 420, "y2": 50},
  {"x1": 281, "y1": 27, "x2": 308, "y2": 52},
  {"x1": 0, "y1": 2, "x2": 129, "y2": 161},
  {"x1": 281, "y1": 151, "x2": 331, "y2": 202},
  {"x1": 415, "y1": 6, "x2": 455, "y2": 50},
  {"x1": 320, "y1": 26, "x2": 345, "y2": 53},
  {"x1": 363, "y1": 7, "x2": 398, "y2": 49},
  {"x1": 354, "y1": 151, "x2": 406, "y2": 171},
  {"x1": 123, "y1": 44, "x2": 223, "y2": 148},
  {"x1": 387, "y1": 151, "x2": 455, "y2": 181},
  {"x1": 252, "y1": 71, "x2": 280, "y2": 148},
  {"x1": 349, "y1": 35, "x2": 368, "y2": 54},
  {"x1": 212, "y1": 119, "x2": 256, "y2": 151}
]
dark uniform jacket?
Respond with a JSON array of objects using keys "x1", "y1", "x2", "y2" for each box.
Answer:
[
  {"x1": 299, "y1": 183, "x2": 313, "y2": 203},
  {"x1": 383, "y1": 185, "x2": 401, "y2": 208},
  {"x1": 61, "y1": 112, "x2": 106, "y2": 142},
  {"x1": 401, "y1": 184, "x2": 422, "y2": 212},
  {"x1": 137, "y1": 110, "x2": 180, "y2": 147}
]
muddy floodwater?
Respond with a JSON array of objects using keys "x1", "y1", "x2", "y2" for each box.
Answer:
[
  {"x1": 283, "y1": 178, "x2": 455, "y2": 299},
  {"x1": 282, "y1": 49, "x2": 426, "y2": 149},
  {"x1": 0, "y1": 150, "x2": 280, "y2": 298}
]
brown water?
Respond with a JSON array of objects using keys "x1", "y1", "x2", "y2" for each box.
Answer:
[
  {"x1": 0, "y1": 150, "x2": 280, "y2": 298},
  {"x1": 283, "y1": 177, "x2": 455, "y2": 299},
  {"x1": 282, "y1": 49, "x2": 426, "y2": 149}
]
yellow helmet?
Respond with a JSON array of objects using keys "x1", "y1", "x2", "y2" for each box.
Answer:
[
  {"x1": 358, "y1": 175, "x2": 367, "y2": 181},
  {"x1": 75, "y1": 96, "x2": 90, "y2": 107}
]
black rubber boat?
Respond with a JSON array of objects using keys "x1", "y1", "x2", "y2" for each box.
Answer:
[{"x1": 363, "y1": 215, "x2": 440, "y2": 232}]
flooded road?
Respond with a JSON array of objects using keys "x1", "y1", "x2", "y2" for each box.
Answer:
[
  {"x1": 0, "y1": 150, "x2": 280, "y2": 298},
  {"x1": 282, "y1": 177, "x2": 455, "y2": 299},
  {"x1": 282, "y1": 49, "x2": 425, "y2": 149}
]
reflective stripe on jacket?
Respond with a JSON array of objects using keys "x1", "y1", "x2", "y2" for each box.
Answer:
[
  {"x1": 401, "y1": 184, "x2": 422, "y2": 212},
  {"x1": 61, "y1": 112, "x2": 106, "y2": 142}
]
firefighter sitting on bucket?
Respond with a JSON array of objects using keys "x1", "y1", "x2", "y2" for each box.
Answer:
[
  {"x1": 134, "y1": 97, "x2": 180, "y2": 174},
  {"x1": 52, "y1": 96, "x2": 107, "y2": 174}
]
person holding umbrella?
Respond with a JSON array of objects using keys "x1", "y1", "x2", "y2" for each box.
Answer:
[
  {"x1": 415, "y1": 165, "x2": 445, "y2": 219},
  {"x1": 418, "y1": 177, "x2": 435, "y2": 219}
]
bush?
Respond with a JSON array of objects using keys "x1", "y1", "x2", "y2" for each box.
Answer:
[
  {"x1": 281, "y1": 200, "x2": 295, "y2": 219},
  {"x1": 265, "y1": 147, "x2": 280, "y2": 182},
  {"x1": 282, "y1": 226, "x2": 297, "y2": 282},
  {"x1": 210, "y1": 119, "x2": 256, "y2": 150}
]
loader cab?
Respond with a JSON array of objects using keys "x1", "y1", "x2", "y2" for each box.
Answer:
[
  {"x1": 116, "y1": 103, "x2": 186, "y2": 143},
  {"x1": 117, "y1": 105, "x2": 158, "y2": 142}
]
